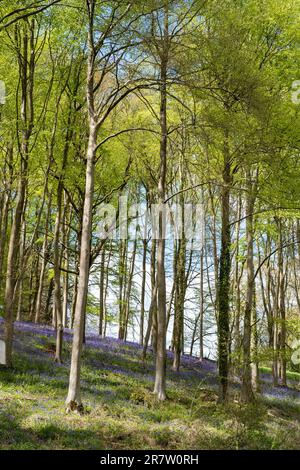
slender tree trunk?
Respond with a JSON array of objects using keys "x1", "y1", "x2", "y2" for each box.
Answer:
[
  {"x1": 4, "y1": 21, "x2": 35, "y2": 366},
  {"x1": 54, "y1": 97, "x2": 75, "y2": 360},
  {"x1": 4, "y1": 166, "x2": 28, "y2": 366},
  {"x1": 71, "y1": 273, "x2": 78, "y2": 329},
  {"x1": 45, "y1": 277, "x2": 54, "y2": 323},
  {"x1": 53, "y1": 195, "x2": 63, "y2": 363},
  {"x1": 16, "y1": 212, "x2": 26, "y2": 321},
  {"x1": 140, "y1": 238, "x2": 147, "y2": 346},
  {"x1": 66, "y1": 5, "x2": 97, "y2": 409},
  {"x1": 199, "y1": 247, "x2": 204, "y2": 361},
  {"x1": 66, "y1": 117, "x2": 96, "y2": 409},
  {"x1": 251, "y1": 284, "x2": 259, "y2": 392},
  {"x1": 241, "y1": 170, "x2": 256, "y2": 403},
  {"x1": 150, "y1": 237, "x2": 158, "y2": 353},
  {"x1": 98, "y1": 246, "x2": 105, "y2": 337},
  {"x1": 217, "y1": 130, "x2": 231, "y2": 402},
  {"x1": 124, "y1": 237, "x2": 137, "y2": 340},
  {"x1": 118, "y1": 239, "x2": 127, "y2": 340},
  {"x1": 35, "y1": 193, "x2": 52, "y2": 323},
  {"x1": 143, "y1": 238, "x2": 157, "y2": 359},
  {"x1": 190, "y1": 313, "x2": 199, "y2": 357},
  {"x1": 277, "y1": 219, "x2": 287, "y2": 386},
  {"x1": 62, "y1": 201, "x2": 71, "y2": 328},
  {"x1": 0, "y1": 145, "x2": 12, "y2": 291},
  {"x1": 273, "y1": 229, "x2": 281, "y2": 387},
  {"x1": 172, "y1": 239, "x2": 185, "y2": 371},
  {"x1": 172, "y1": 183, "x2": 186, "y2": 371},
  {"x1": 208, "y1": 185, "x2": 219, "y2": 317},
  {"x1": 29, "y1": 255, "x2": 39, "y2": 321},
  {"x1": 103, "y1": 240, "x2": 112, "y2": 336},
  {"x1": 233, "y1": 194, "x2": 242, "y2": 355},
  {"x1": 153, "y1": 4, "x2": 169, "y2": 400}
]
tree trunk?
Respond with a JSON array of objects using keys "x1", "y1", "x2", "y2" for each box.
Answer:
[
  {"x1": 66, "y1": 115, "x2": 96, "y2": 410},
  {"x1": 139, "y1": 238, "x2": 147, "y2": 346},
  {"x1": 62, "y1": 200, "x2": 71, "y2": 328},
  {"x1": 118, "y1": 239, "x2": 127, "y2": 340},
  {"x1": 199, "y1": 247, "x2": 204, "y2": 361},
  {"x1": 172, "y1": 239, "x2": 185, "y2": 371},
  {"x1": 241, "y1": 169, "x2": 256, "y2": 403},
  {"x1": 143, "y1": 238, "x2": 157, "y2": 359},
  {"x1": 98, "y1": 245, "x2": 105, "y2": 337},
  {"x1": 233, "y1": 194, "x2": 242, "y2": 356},
  {"x1": 35, "y1": 193, "x2": 52, "y2": 323},
  {"x1": 277, "y1": 218, "x2": 287, "y2": 386},
  {"x1": 217, "y1": 130, "x2": 231, "y2": 402},
  {"x1": 16, "y1": 213, "x2": 26, "y2": 321},
  {"x1": 66, "y1": 0, "x2": 97, "y2": 408},
  {"x1": 53, "y1": 196, "x2": 63, "y2": 363},
  {"x1": 154, "y1": 7, "x2": 168, "y2": 401},
  {"x1": 4, "y1": 21, "x2": 35, "y2": 366},
  {"x1": 124, "y1": 237, "x2": 137, "y2": 340},
  {"x1": 0, "y1": 145, "x2": 12, "y2": 292}
]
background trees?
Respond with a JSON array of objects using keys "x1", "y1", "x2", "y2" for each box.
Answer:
[{"x1": 0, "y1": 0, "x2": 300, "y2": 409}]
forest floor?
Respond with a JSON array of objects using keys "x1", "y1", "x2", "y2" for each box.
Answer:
[{"x1": 0, "y1": 319, "x2": 300, "y2": 450}]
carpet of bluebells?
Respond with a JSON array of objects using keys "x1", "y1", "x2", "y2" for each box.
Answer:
[{"x1": 0, "y1": 318, "x2": 300, "y2": 450}]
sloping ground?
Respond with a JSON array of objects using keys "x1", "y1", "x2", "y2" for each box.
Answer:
[{"x1": 0, "y1": 319, "x2": 300, "y2": 450}]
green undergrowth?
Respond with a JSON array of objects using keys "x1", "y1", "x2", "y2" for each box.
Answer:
[{"x1": 259, "y1": 366, "x2": 300, "y2": 382}]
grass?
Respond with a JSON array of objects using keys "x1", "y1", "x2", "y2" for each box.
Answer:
[
  {"x1": 0, "y1": 323, "x2": 300, "y2": 450},
  {"x1": 260, "y1": 366, "x2": 300, "y2": 382}
]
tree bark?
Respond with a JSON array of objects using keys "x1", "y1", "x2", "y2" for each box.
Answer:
[
  {"x1": 98, "y1": 245, "x2": 105, "y2": 337},
  {"x1": 35, "y1": 193, "x2": 52, "y2": 323},
  {"x1": 154, "y1": 6, "x2": 168, "y2": 401},
  {"x1": 199, "y1": 247, "x2": 204, "y2": 361},
  {"x1": 241, "y1": 169, "x2": 256, "y2": 403},
  {"x1": 139, "y1": 238, "x2": 147, "y2": 346},
  {"x1": 4, "y1": 20, "x2": 35, "y2": 366},
  {"x1": 217, "y1": 130, "x2": 231, "y2": 402},
  {"x1": 143, "y1": 238, "x2": 157, "y2": 359},
  {"x1": 66, "y1": 2, "x2": 97, "y2": 410}
]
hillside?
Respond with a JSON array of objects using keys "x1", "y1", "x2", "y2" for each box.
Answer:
[{"x1": 0, "y1": 320, "x2": 300, "y2": 450}]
